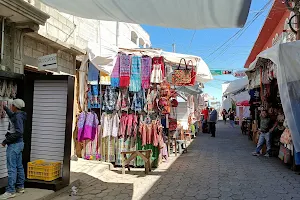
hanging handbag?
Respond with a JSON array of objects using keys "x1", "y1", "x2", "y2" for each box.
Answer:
[
  {"x1": 169, "y1": 117, "x2": 177, "y2": 131},
  {"x1": 186, "y1": 60, "x2": 196, "y2": 86},
  {"x1": 172, "y1": 58, "x2": 192, "y2": 85}
]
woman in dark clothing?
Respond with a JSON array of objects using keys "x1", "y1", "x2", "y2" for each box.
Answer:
[
  {"x1": 221, "y1": 109, "x2": 227, "y2": 124},
  {"x1": 228, "y1": 108, "x2": 235, "y2": 128}
]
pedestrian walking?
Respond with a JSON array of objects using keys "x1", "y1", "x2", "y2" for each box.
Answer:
[
  {"x1": 221, "y1": 109, "x2": 227, "y2": 124},
  {"x1": 201, "y1": 107, "x2": 209, "y2": 133},
  {"x1": 228, "y1": 108, "x2": 235, "y2": 128},
  {"x1": 0, "y1": 99, "x2": 27, "y2": 199},
  {"x1": 252, "y1": 110, "x2": 273, "y2": 157},
  {"x1": 209, "y1": 107, "x2": 218, "y2": 137}
]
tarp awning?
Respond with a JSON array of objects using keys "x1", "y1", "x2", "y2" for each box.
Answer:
[
  {"x1": 223, "y1": 77, "x2": 248, "y2": 96},
  {"x1": 40, "y1": 0, "x2": 251, "y2": 29}
]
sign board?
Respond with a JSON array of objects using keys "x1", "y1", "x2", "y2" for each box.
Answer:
[
  {"x1": 210, "y1": 70, "x2": 232, "y2": 76},
  {"x1": 233, "y1": 70, "x2": 246, "y2": 78},
  {"x1": 38, "y1": 54, "x2": 58, "y2": 70},
  {"x1": 210, "y1": 70, "x2": 222, "y2": 75}
]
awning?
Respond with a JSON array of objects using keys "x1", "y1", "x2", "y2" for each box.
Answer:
[
  {"x1": 39, "y1": 0, "x2": 251, "y2": 29},
  {"x1": 83, "y1": 43, "x2": 213, "y2": 83},
  {"x1": 232, "y1": 91, "x2": 250, "y2": 106},
  {"x1": 176, "y1": 86, "x2": 202, "y2": 96},
  {"x1": 223, "y1": 77, "x2": 248, "y2": 96}
]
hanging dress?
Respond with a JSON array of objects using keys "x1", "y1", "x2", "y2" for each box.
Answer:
[
  {"x1": 102, "y1": 86, "x2": 117, "y2": 112},
  {"x1": 150, "y1": 63, "x2": 163, "y2": 83},
  {"x1": 141, "y1": 56, "x2": 152, "y2": 89},
  {"x1": 119, "y1": 54, "x2": 131, "y2": 88},
  {"x1": 111, "y1": 54, "x2": 120, "y2": 87},
  {"x1": 129, "y1": 56, "x2": 142, "y2": 92}
]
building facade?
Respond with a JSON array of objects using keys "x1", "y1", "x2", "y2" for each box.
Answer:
[
  {"x1": 244, "y1": 0, "x2": 296, "y2": 68},
  {"x1": 0, "y1": 0, "x2": 151, "y2": 76}
]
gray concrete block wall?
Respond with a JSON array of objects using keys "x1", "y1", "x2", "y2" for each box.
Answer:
[{"x1": 23, "y1": 36, "x2": 75, "y2": 75}]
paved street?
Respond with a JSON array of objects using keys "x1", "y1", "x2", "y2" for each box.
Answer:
[{"x1": 54, "y1": 123, "x2": 300, "y2": 200}]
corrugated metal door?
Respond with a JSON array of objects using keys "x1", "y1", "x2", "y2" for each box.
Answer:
[{"x1": 30, "y1": 80, "x2": 67, "y2": 163}]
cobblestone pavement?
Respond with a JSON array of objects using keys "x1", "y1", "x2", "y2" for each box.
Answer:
[{"x1": 54, "y1": 123, "x2": 300, "y2": 200}]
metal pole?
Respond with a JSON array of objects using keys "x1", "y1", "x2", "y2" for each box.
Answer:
[
  {"x1": 1, "y1": 17, "x2": 5, "y2": 62},
  {"x1": 172, "y1": 43, "x2": 176, "y2": 53}
]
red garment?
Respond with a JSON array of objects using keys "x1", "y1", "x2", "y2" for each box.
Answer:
[
  {"x1": 146, "y1": 124, "x2": 152, "y2": 144},
  {"x1": 132, "y1": 115, "x2": 138, "y2": 138},
  {"x1": 152, "y1": 56, "x2": 165, "y2": 77},
  {"x1": 202, "y1": 109, "x2": 209, "y2": 120}
]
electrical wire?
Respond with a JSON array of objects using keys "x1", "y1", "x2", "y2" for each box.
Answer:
[{"x1": 205, "y1": 0, "x2": 273, "y2": 63}]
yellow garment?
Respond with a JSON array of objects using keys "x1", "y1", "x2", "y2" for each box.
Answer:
[
  {"x1": 190, "y1": 124, "x2": 195, "y2": 134},
  {"x1": 100, "y1": 72, "x2": 111, "y2": 85}
]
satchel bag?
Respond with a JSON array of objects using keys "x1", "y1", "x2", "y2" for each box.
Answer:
[
  {"x1": 172, "y1": 58, "x2": 192, "y2": 85},
  {"x1": 186, "y1": 60, "x2": 196, "y2": 86}
]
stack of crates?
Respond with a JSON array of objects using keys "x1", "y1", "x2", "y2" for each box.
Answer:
[{"x1": 27, "y1": 160, "x2": 61, "y2": 181}]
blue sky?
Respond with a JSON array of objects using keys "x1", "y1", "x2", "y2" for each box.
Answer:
[{"x1": 142, "y1": 0, "x2": 272, "y2": 102}]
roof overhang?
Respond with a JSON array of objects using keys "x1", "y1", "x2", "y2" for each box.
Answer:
[{"x1": 0, "y1": 0, "x2": 49, "y2": 28}]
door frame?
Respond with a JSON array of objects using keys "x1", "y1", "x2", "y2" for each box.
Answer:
[{"x1": 23, "y1": 74, "x2": 74, "y2": 191}]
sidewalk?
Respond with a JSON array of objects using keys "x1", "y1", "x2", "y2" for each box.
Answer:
[{"x1": 10, "y1": 159, "x2": 113, "y2": 200}]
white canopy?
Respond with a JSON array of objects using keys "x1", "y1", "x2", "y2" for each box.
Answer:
[
  {"x1": 83, "y1": 43, "x2": 213, "y2": 83},
  {"x1": 40, "y1": 0, "x2": 251, "y2": 29},
  {"x1": 223, "y1": 77, "x2": 248, "y2": 96},
  {"x1": 232, "y1": 91, "x2": 250, "y2": 104},
  {"x1": 247, "y1": 41, "x2": 300, "y2": 153}
]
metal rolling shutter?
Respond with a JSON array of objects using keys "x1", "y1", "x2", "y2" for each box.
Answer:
[
  {"x1": 30, "y1": 80, "x2": 67, "y2": 163},
  {"x1": 0, "y1": 117, "x2": 8, "y2": 179}
]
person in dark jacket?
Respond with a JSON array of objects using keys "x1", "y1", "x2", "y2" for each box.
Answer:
[
  {"x1": 0, "y1": 99, "x2": 27, "y2": 199},
  {"x1": 208, "y1": 107, "x2": 218, "y2": 137}
]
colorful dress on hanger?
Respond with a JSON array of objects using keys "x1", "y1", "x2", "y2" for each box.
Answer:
[
  {"x1": 102, "y1": 86, "x2": 117, "y2": 112},
  {"x1": 141, "y1": 56, "x2": 152, "y2": 89},
  {"x1": 111, "y1": 54, "x2": 120, "y2": 87},
  {"x1": 129, "y1": 56, "x2": 142, "y2": 92},
  {"x1": 131, "y1": 90, "x2": 145, "y2": 112},
  {"x1": 119, "y1": 54, "x2": 131, "y2": 88}
]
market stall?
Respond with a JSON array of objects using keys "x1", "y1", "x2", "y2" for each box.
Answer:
[
  {"x1": 246, "y1": 41, "x2": 300, "y2": 166},
  {"x1": 73, "y1": 46, "x2": 210, "y2": 170}
]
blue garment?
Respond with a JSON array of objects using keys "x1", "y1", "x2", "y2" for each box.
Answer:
[
  {"x1": 88, "y1": 85, "x2": 101, "y2": 109},
  {"x1": 88, "y1": 63, "x2": 99, "y2": 85},
  {"x1": 295, "y1": 152, "x2": 300, "y2": 165},
  {"x1": 3, "y1": 107, "x2": 26, "y2": 145},
  {"x1": 6, "y1": 142, "x2": 25, "y2": 193},
  {"x1": 209, "y1": 110, "x2": 218, "y2": 122}
]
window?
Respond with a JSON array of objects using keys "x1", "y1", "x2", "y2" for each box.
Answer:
[
  {"x1": 139, "y1": 38, "x2": 145, "y2": 48},
  {"x1": 131, "y1": 31, "x2": 138, "y2": 44}
]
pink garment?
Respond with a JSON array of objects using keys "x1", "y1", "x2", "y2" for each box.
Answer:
[
  {"x1": 141, "y1": 56, "x2": 152, "y2": 89},
  {"x1": 119, "y1": 114, "x2": 128, "y2": 138},
  {"x1": 82, "y1": 112, "x2": 99, "y2": 141},
  {"x1": 146, "y1": 124, "x2": 152, "y2": 144},
  {"x1": 127, "y1": 114, "x2": 134, "y2": 137},
  {"x1": 139, "y1": 123, "x2": 147, "y2": 146},
  {"x1": 77, "y1": 112, "x2": 86, "y2": 142},
  {"x1": 132, "y1": 115, "x2": 138, "y2": 138},
  {"x1": 152, "y1": 122, "x2": 159, "y2": 147}
]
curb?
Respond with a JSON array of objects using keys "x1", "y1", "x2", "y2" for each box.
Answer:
[{"x1": 37, "y1": 179, "x2": 81, "y2": 200}]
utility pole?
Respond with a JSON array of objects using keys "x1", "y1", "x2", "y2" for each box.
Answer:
[{"x1": 172, "y1": 43, "x2": 176, "y2": 53}]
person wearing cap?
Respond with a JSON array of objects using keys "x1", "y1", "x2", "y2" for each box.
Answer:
[{"x1": 0, "y1": 99, "x2": 27, "y2": 199}]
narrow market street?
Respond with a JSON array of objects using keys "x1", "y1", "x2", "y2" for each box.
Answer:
[{"x1": 54, "y1": 122, "x2": 300, "y2": 200}]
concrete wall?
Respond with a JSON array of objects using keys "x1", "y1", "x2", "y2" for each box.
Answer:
[
  {"x1": 23, "y1": 36, "x2": 75, "y2": 75},
  {"x1": 26, "y1": 0, "x2": 151, "y2": 51}
]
